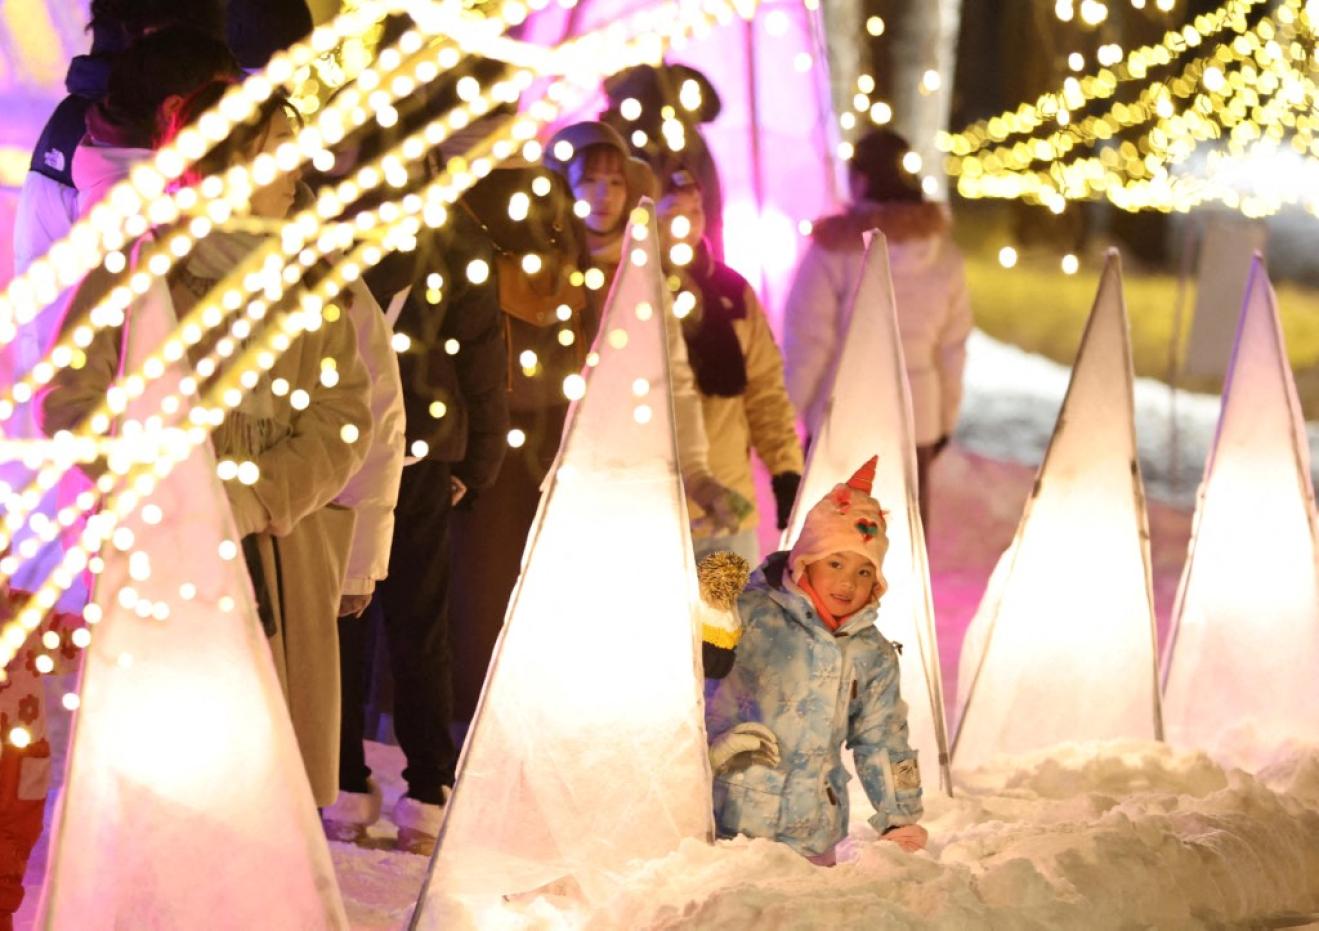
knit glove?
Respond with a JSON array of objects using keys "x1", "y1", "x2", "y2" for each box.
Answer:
[
  {"x1": 709, "y1": 723, "x2": 780, "y2": 774},
  {"x1": 770, "y1": 471, "x2": 801, "y2": 530},
  {"x1": 688, "y1": 473, "x2": 754, "y2": 535}
]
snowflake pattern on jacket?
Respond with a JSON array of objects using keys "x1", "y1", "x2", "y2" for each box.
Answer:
[{"x1": 705, "y1": 552, "x2": 923, "y2": 857}]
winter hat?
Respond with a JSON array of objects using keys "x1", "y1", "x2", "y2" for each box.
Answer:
[
  {"x1": 696, "y1": 551, "x2": 750, "y2": 680},
  {"x1": 542, "y1": 121, "x2": 656, "y2": 207},
  {"x1": 226, "y1": 0, "x2": 312, "y2": 71},
  {"x1": 850, "y1": 129, "x2": 923, "y2": 204},
  {"x1": 787, "y1": 456, "x2": 889, "y2": 590}
]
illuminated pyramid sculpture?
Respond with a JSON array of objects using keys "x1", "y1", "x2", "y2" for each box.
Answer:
[
  {"x1": 784, "y1": 233, "x2": 952, "y2": 793},
  {"x1": 413, "y1": 203, "x2": 711, "y2": 924},
  {"x1": 1163, "y1": 256, "x2": 1319, "y2": 748},
  {"x1": 37, "y1": 277, "x2": 346, "y2": 928},
  {"x1": 953, "y1": 251, "x2": 1162, "y2": 772}
]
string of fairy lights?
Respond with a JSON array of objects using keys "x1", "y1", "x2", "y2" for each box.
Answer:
[
  {"x1": 7, "y1": 0, "x2": 1300, "y2": 752},
  {"x1": 940, "y1": 0, "x2": 1319, "y2": 219},
  {"x1": 0, "y1": 0, "x2": 763, "y2": 741}
]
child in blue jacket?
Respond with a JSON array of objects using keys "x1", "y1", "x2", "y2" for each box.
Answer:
[{"x1": 705, "y1": 456, "x2": 926, "y2": 865}]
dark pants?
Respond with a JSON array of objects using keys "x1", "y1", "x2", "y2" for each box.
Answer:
[
  {"x1": 448, "y1": 405, "x2": 566, "y2": 721},
  {"x1": 339, "y1": 458, "x2": 455, "y2": 805}
]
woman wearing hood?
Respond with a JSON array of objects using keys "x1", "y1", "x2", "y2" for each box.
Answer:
[
  {"x1": 542, "y1": 121, "x2": 751, "y2": 532},
  {"x1": 782, "y1": 130, "x2": 973, "y2": 527}
]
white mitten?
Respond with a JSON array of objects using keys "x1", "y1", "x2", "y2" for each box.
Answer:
[{"x1": 709, "y1": 722, "x2": 780, "y2": 774}]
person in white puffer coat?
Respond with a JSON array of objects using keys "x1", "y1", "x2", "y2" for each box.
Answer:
[{"x1": 783, "y1": 129, "x2": 973, "y2": 527}]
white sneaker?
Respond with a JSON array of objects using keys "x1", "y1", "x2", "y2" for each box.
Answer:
[
  {"x1": 393, "y1": 788, "x2": 450, "y2": 856},
  {"x1": 321, "y1": 778, "x2": 382, "y2": 845}
]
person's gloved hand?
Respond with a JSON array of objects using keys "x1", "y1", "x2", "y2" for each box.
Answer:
[
  {"x1": 688, "y1": 474, "x2": 754, "y2": 535},
  {"x1": 709, "y1": 722, "x2": 780, "y2": 774},
  {"x1": 771, "y1": 471, "x2": 801, "y2": 530},
  {"x1": 881, "y1": 823, "x2": 928, "y2": 853}
]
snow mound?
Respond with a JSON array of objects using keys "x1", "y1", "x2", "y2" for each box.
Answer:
[{"x1": 560, "y1": 741, "x2": 1319, "y2": 930}]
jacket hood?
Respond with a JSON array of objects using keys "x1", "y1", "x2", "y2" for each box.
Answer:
[
  {"x1": 65, "y1": 55, "x2": 112, "y2": 99},
  {"x1": 748, "y1": 552, "x2": 878, "y2": 636},
  {"x1": 542, "y1": 121, "x2": 656, "y2": 207},
  {"x1": 72, "y1": 143, "x2": 152, "y2": 204},
  {"x1": 811, "y1": 201, "x2": 949, "y2": 254}
]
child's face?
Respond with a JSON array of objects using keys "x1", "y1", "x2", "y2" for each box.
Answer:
[
  {"x1": 805, "y1": 551, "x2": 880, "y2": 617},
  {"x1": 569, "y1": 156, "x2": 628, "y2": 234}
]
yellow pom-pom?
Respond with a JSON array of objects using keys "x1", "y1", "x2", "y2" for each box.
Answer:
[{"x1": 697, "y1": 551, "x2": 750, "y2": 611}]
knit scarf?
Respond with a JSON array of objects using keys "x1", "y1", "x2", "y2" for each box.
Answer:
[
  {"x1": 793, "y1": 572, "x2": 843, "y2": 632},
  {"x1": 681, "y1": 241, "x2": 748, "y2": 397},
  {"x1": 173, "y1": 229, "x2": 287, "y2": 460}
]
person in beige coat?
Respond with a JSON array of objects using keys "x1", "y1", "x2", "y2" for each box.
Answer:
[
  {"x1": 783, "y1": 129, "x2": 972, "y2": 527},
  {"x1": 658, "y1": 169, "x2": 804, "y2": 563},
  {"x1": 40, "y1": 85, "x2": 373, "y2": 807}
]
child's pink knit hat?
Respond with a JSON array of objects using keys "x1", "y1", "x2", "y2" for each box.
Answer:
[{"x1": 787, "y1": 456, "x2": 890, "y2": 589}]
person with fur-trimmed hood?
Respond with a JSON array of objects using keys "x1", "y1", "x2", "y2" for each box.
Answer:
[
  {"x1": 782, "y1": 130, "x2": 972, "y2": 527},
  {"x1": 705, "y1": 457, "x2": 926, "y2": 866}
]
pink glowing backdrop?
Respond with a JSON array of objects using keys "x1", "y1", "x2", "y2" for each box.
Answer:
[{"x1": 520, "y1": 0, "x2": 845, "y2": 328}]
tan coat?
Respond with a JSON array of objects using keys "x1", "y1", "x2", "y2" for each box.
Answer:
[
  {"x1": 41, "y1": 238, "x2": 373, "y2": 806},
  {"x1": 687, "y1": 284, "x2": 804, "y2": 538}
]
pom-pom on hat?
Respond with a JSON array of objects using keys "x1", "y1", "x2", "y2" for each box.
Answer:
[{"x1": 787, "y1": 456, "x2": 890, "y2": 595}]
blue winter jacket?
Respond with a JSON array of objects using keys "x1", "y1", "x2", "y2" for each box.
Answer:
[{"x1": 705, "y1": 552, "x2": 923, "y2": 856}]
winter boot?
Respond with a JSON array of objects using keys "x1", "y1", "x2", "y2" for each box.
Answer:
[
  {"x1": 321, "y1": 778, "x2": 382, "y2": 845},
  {"x1": 393, "y1": 788, "x2": 449, "y2": 856}
]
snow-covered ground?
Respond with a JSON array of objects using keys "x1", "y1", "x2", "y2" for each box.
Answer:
[
  {"x1": 325, "y1": 332, "x2": 1319, "y2": 928},
  {"x1": 17, "y1": 332, "x2": 1319, "y2": 927}
]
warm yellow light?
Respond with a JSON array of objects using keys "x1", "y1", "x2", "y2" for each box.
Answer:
[
  {"x1": 999, "y1": 245, "x2": 1019, "y2": 268},
  {"x1": 1079, "y1": 0, "x2": 1108, "y2": 24},
  {"x1": 562, "y1": 373, "x2": 586, "y2": 400},
  {"x1": 466, "y1": 259, "x2": 490, "y2": 284},
  {"x1": 866, "y1": 15, "x2": 884, "y2": 35},
  {"x1": 1062, "y1": 253, "x2": 1080, "y2": 275}
]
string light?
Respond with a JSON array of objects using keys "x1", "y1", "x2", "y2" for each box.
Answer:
[
  {"x1": 944, "y1": 0, "x2": 1319, "y2": 219},
  {"x1": 0, "y1": 0, "x2": 761, "y2": 674}
]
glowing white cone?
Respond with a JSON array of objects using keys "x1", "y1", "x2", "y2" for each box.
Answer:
[
  {"x1": 413, "y1": 203, "x2": 711, "y2": 922},
  {"x1": 953, "y1": 251, "x2": 1161, "y2": 772},
  {"x1": 1162, "y1": 256, "x2": 1319, "y2": 749},
  {"x1": 784, "y1": 233, "x2": 952, "y2": 794},
  {"x1": 37, "y1": 277, "x2": 346, "y2": 928}
]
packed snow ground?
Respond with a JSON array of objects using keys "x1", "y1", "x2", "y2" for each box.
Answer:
[{"x1": 329, "y1": 331, "x2": 1319, "y2": 928}]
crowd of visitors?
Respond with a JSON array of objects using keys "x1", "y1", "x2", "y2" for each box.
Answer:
[{"x1": 0, "y1": 1, "x2": 971, "y2": 911}]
